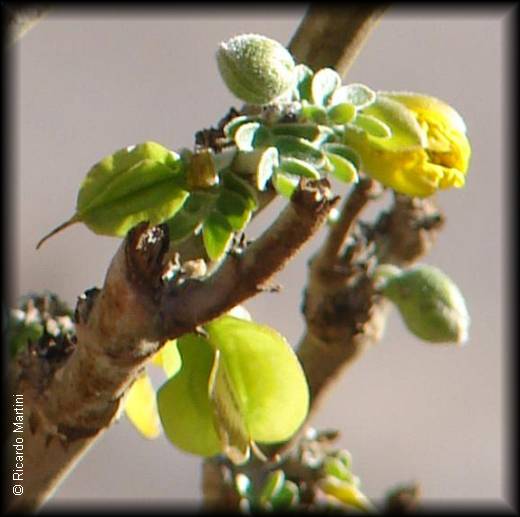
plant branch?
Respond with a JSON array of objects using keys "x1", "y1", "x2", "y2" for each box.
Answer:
[
  {"x1": 7, "y1": 179, "x2": 335, "y2": 512},
  {"x1": 297, "y1": 192, "x2": 445, "y2": 416},
  {"x1": 317, "y1": 177, "x2": 380, "y2": 267},
  {"x1": 288, "y1": 4, "x2": 389, "y2": 73}
]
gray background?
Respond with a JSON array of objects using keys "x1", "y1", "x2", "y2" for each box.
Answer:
[{"x1": 12, "y1": 6, "x2": 510, "y2": 508}]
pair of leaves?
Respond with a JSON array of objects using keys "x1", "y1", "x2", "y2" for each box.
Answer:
[{"x1": 157, "y1": 315, "x2": 309, "y2": 463}]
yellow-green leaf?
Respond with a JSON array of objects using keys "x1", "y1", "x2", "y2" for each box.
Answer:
[
  {"x1": 157, "y1": 334, "x2": 222, "y2": 457},
  {"x1": 204, "y1": 315, "x2": 309, "y2": 444}
]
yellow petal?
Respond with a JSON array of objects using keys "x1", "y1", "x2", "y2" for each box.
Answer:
[
  {"x1": 124, "y1": 372, "x2": 161, "y2": 439},
  {"x1": 381, "y1": 91, "x2": 467, "y2": 134}
]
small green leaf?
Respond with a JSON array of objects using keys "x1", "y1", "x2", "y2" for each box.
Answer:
[
  {"x1": 300, "y1": 102, "x2": 328, "y2": 124},
  {"x1": 8, "y1": 317, "x2": 44, "y2": 358},
  {"x1": 293, "y1": 64, "x2": 314, "y2": 101},
  {"x1": 274, "y1": 135, "x2": 326, "y2": 167},
  {"x1": 270, "y1": 480, "x2": 299, "y2": 509},
  {"x1": 279, "y1": 157, "x2": 321, "y2": 179},
  {"x1": 336, "y1": 449, "x2": 353, "y2": 469},
  {"x1": 353, "y1": 96, "x2": 427, "y2": 151},
  {"x1": 224, "y1": 115, "x2": 260, "y2": 138},
  {"x1": 271, "y1": 123, "x2": 321, "y2": 141},
  {"x1": 326, "y1": 152, "x2": 359, "y2": 183},
  {"x1": 234, "y1": 122, "x2": 272, "y2": 151},
  {"x1": 157, "y1": 334, "x2": 222, "y2": 457},
  {"x1": 216, "y1": 188, "x2": 252, "y2": 231},
  {"x1": 204, "y1": 315, "x2": 309, "y2": 444},
  {"x1": 256, "y1": 146, "x2": 279, "y2": 190},
  {"x1": 202, "y1": 211, "x2": 234, "y2": 261},
  {"x1": 351, "y1": 114, "x2": 392, "y2": 138},
  {"x1": 260, "y1": 470, "x2": 286, "y2": 504},
  {"x1": 327, "y1": 102, "x2": 357, "y2": 124},
  {"x1": 273, "y1": 170, "x2": 300, "y2": 199},
  {"x1": 235, "y1": 473, "x2": 253, "y2": 498},
  {"x1": 166, "y1": 191, "x2": 217, "y2": 242},
  {"x1": 323, "y1": 457, "x2": 356, "y2": 483},
  {"x1": 322, "y1": 143, "x2": 362, "y2": 170},
  {"x1": 311, "y1": 68, "x2": 341, "y2": 106},
  {"x1": 221, "y1": 170, "x2": 259, "y2": 210},
  {"x1": 331, "y1": 83, "x2": 376, "y2": 109},
  {"x1": 313, "y1": 125, "x2": 337, "y2": 146}
]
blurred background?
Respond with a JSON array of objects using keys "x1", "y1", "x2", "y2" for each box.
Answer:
[{"x1": 12, "y1": 5, "x2": 510, "y2": 509}]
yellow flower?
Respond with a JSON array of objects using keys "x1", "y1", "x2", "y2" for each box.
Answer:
[{"x1": 344, "y1": 92, "x2": 471, "y2": 197}]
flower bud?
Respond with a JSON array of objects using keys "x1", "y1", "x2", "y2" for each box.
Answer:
[
  {"x1": 217, "y1": 34, "x2": 295, "y2": 105},
  {"x1": 377, "y1": 264, "x2": 470, "y2": 344}
]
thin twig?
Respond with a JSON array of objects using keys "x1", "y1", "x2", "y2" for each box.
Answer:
[{"x1": 318, "y1": 178, "x2": 379, "y2": 267}]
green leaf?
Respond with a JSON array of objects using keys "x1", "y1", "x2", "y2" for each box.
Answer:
[
  {"x1": 279, "y1": 157, "x2": 321, "y2": 179},
  {"x1": 323, "y1": 457, "x2": 356, "y2": 483},
  {"x1": 223, "y1": 115, "x2": 260, "y2": 138},
  {"x1": 351, "y1": 114, "x2": 392, "y2": 138},
  {"x1": 235, "y1": 473, "x2": 253, "y2": 499},
  {"x1": 293, "y1": 64, "x2": 314, "y2": 101},
  {"x1": 80, "y1": 159, "x2": 189, "y2": 236},
  {"x1": 77, "y1": 142, "x2": 183, "y2": 212},
  {"x1": 166, "y1": 191, "x2": 217, "y2": 242},
  {"x1": 273, "y1": 170, "x2": 300, "y2": 199},
  {"x1": 37, "y1": 142, "x2": 187, "y2": 248},
  {"x1": 313, "y1": 125, "x2": 337, "y2": 146},
  {"x1": 331, "y1": 83, "x2": 376, "y2": 109},
  {"x1": 202, "y1": 211, "x2": 235, "y2": 261},
  {"x1": 157, "y1": 334, "x2": 222, "y2": 457},
  {"x1": 260, "y1": 470, "x2": 286, "y2": 504},
  {"x1": 273, "y1": 135, "x2": 326, "y2": 167},
  {"x1": 326, "y1": 152, "x2": 359, "y2": 183},
  {"x1": 354, "y1": 96, "x2": 427, "y2": 151},
  {"x1": 221, "y1": 170, "x2": 259, "y2": 210},
  {"x1": 311, "y1": 68, "x2": 341, "y2": 106},
  {"x1": 300, "y1": 102, "x2": 328, "y2": 124},
  {"x1": 327, "y1": 102, "x2": 357, "y2": 124},
  {"x1": 204, "y1": 315, "x2": 309, "y2": 443},
  {"x1": 8, "y1": 317, "x2": 44, "y2": 358},
  {"x1": 270, "y1": 480, "x2": 299, "y2": 509},
  {"x1": 216, "y1": 188, "x2": 252, "y2": 231},
  {"x1": 256, "y1": 146, "x2": 279, "y2": 190},
  {"x1": 234, "y1": 122, "x2": 272, "y2": 151},
  {"x1": 271, "y1": 123, "x2": 321, "y2": 141},
  {"x1": 322, "y1": 143, "x2": 362, "y2": 169}
]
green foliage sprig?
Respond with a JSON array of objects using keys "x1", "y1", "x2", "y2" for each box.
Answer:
[{"x1": 29, "y1": 34, "x2": 472, "y2": 471}]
